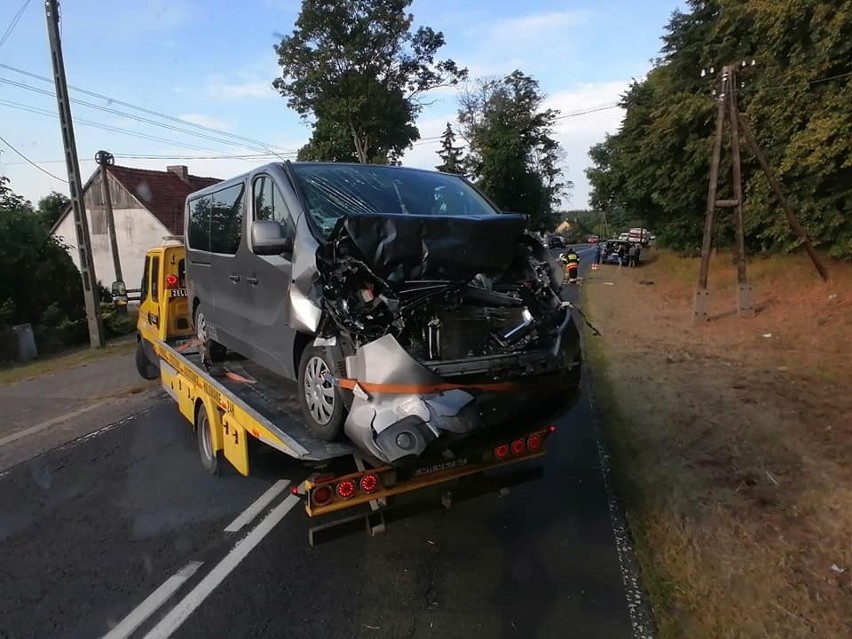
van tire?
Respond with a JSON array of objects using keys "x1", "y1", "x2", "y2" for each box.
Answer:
[
  {"x1": 298, "y1": 345, "x2": 345, "y2": 441},
  {"x1": 135, "y1": 340, "x2": 159, "y2": 380},
  {"x1": 193, "y1": 304, "x2": 227, "y2": 363}
]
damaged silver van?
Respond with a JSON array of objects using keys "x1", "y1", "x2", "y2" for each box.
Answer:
[{"x1": 185, "y1": 162, "x2": 581, "y2": 465}]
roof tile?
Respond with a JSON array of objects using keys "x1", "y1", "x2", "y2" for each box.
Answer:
[{"x1": 107, "y1": 165, "x2": 221, "y2": 234}]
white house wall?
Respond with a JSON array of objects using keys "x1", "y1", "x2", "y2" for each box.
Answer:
[{"x1": 53, "y1": 206, "x2": 171, "y2": 293}]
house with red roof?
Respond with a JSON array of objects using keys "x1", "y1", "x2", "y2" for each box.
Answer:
[{"x1": 50, "y1": 164, "x2": 220, "y2": 294}]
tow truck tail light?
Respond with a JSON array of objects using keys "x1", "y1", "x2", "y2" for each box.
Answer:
[
  {"x1": 336, "y1": 479, "x2": 356, "y2": 500},
  {"x1": 527, "y1": 433, "x2": 543, "y2": 451},
  {"x1": 311, "y1": 485, "x2": 333, "y2": 507},
  {"x1": 360, "y1": 473, "x2": 379, "y2": 494},
  {"x1": 510, "y1": 438, "x2": 526, "y2": 455},
  {"x1": 494, "y1": 444, "x2": 509, "y2": 460}
]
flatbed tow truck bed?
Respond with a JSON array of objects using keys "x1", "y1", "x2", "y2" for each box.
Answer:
[{"x1": 134, "y1": 239, "x2": 556, "y2": 543}]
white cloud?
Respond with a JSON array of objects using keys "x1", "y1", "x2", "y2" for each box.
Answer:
[
  {"x1": 178, "y1": 114, "x2": 229, "y2": 130},
  {"x1": 457, "y1": 10, "x2": 589, "y2": 78},
  {"x1": 477, "y1": 10, "x2": 589, "y2": 44},
  {"x1": 206, "y1": 80, "x2": 275, "y2": 100},
  {"x1": 547, "y1": 81, "x2": 629, "y2": 208}
]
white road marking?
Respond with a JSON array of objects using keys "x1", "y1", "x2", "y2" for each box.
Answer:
[
  {"x1": 142, "y1": 494, "x2": 301, "y2": 639},
  {"x1": 0, "y1": 399, "x2": 113, "y2": 448},
  {"x1": 102, "y1": 561, "x2": 203, "y2": 639},
  {"x1": 223, "y1": 479, "x2": 290, "y2": 533}
]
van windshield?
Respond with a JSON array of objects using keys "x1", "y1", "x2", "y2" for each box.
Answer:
[{"x1": 289, "y1": 164, "x2": 500, "y2": 239}]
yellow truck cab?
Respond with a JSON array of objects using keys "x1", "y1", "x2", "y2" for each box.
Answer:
[{"x1": 133, "y1": 236, "x2": 194, "y2": 378}]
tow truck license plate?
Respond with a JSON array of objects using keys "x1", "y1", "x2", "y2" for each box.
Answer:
[{"x1": 412, "y1": 457, "x2": 469, "y2": 477}]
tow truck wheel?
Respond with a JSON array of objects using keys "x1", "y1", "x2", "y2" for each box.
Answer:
[
  {"x1": 298, "y1": 345, "x2": 345, "y2": 441},
  {"x1": 195, "y1": 402, "x2": 219, "y2": 475},
  {"x1": 193, "y1": 305, "x2": 227, "y2": 363},
  {"x1": 135, "y1": 340, "x2": 159, "y2": 380}
]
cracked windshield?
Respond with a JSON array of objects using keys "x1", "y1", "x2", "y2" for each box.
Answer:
[{"x1": 1, "y1": 0, "x2": 850, "y2": 638}]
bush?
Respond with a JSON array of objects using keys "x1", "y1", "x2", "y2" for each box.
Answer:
[{"x1": 1, "y1": 178, "x2": 90, "y2": 355}]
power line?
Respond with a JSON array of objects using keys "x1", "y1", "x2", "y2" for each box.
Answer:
[
  {"x1": 554, "y1": 104, "x2": 620, "y2": 120},
  {"x1": 0, "y1": 63, "x2": 296, "y2": 156},
  {"x1": 0, "y1": 76, "x2": 294, "y2": 156},
  {"x1": 0, "y1": 0, "x2": 31, "y2": 50},
  {"x1": 0, "y1": 132, "x2": 68, "y2": 183},
  {"x1": 757, "y1": 70, "x2": 852, "y2": 92},
  {"x1": 0, "y1": 97, "x2": 252, "y2": 154}
]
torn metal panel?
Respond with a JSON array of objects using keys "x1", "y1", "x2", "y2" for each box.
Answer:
[
  {"x1": 337, "y1": 212, "x2": 528, "y2": 281},
  {"x1": 288, "y1": 210, "x2": 323, "y2": 333}
]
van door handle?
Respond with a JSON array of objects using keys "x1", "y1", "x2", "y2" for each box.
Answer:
[
  {"x1": 229, "y1": 274, "x2": 240, "y2": 283},
  {"x1": 246, "y1": 276, "x2": 259, "y2": 285}
]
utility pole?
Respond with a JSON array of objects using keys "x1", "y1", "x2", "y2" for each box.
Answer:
[
  {"x1": 692, "y1": 63, "x2": 754, "y2": 323},
  {"x1": 95, "y1": 150, "x2": 123, "y2": 283},
  {"x1": 45, "y1": 0, "x2": 104, "y2": 348}
]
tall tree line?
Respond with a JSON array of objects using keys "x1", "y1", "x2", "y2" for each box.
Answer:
[{"x1": 586, "y1": 0, "x2": 851, "y2": 258}]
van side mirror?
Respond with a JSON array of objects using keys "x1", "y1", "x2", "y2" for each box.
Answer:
[{"x1": 251, "y1": 220, "x2": 294, "y2": 256}]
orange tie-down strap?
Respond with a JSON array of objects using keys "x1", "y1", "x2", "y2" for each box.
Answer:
[{"x1": 333, "y1": 376, "x2": 570, "y2": 395}]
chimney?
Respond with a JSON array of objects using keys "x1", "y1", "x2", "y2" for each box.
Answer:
[{"x1": 167, "y1": 165, "x2": 189, "y2": 183}]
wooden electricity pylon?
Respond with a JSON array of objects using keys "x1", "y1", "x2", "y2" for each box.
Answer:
[
  {"x1": 693, "y1": 63, "x2": 831, "y2": 324},
  {"x1": 693, "y1": 64, "x2": 753, "y2": 322}
]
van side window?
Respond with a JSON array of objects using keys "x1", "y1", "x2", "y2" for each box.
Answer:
[
  {"x1": 253, "y1": 175, "x2": 295, "y2": 240},
  {"x1": 140, "y1": 256, "x2": 150, "y2": 301},
  {"x1": 208, "y1": 183, "x2": 246, "y2": 255},
  {"x1": 151, "y1": 256, "x2": 160, "y2": 303},
  {"x1": 187, "y1": 197, "x2": 210, "y2": 251}
]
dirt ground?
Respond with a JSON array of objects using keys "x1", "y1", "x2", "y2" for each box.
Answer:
[{"x1": 582, "y1": 249, "x2": 852, "y2": 639}]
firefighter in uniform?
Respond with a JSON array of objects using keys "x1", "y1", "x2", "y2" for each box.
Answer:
[{"x1": 560, "y1": 247, "x2": 580, "y2": 283}]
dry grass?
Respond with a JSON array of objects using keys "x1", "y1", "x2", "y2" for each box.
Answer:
[{"x1": 583, "y1": 249, "x2": 852, "y2": 638}]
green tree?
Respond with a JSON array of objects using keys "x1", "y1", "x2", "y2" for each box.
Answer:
[
  {"x1": 435, "y1": 122, "x2": 465, "y2": 174},
  {"x1": 458, "y1": 70, "x2": 569, "y2": 232},
  {"x1": 586, "y1": 0, "x2": 852, "y2": 257},
  {"x1": 36, "y1": 191, "x2": 70, "y2": 229},
  {"x1": 0, "y1": 177, "x2": 86, "y2": 353},
  {"x1": 273, "y1": 0, "x2": 467, "y2": 164}
]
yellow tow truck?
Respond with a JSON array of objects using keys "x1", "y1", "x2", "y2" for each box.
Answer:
[{"x1": 130, "y1": 237, "x2": 557, "y2": 540}]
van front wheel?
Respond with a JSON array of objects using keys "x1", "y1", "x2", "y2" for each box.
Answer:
[{"x1": 298, "y1": 345, "x2": 345, "y2": 441}]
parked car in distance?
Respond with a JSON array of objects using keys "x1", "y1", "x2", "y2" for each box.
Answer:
[
  {"x1": 183, "y1": 161, "x2": 582, "y2": 465},
  {"x1": 586, "y1": 235, "x2": 599, "y2": 243},
  {"x1": 547, "y1": 234, "x2": 566, "y2": 249},
  {"x1": 602, "y1": 239, "x2": 632, "y2": 264}
]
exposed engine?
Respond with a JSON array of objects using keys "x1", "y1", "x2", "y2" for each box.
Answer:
[{"x1": 315, "y1": 214, "x2": 567, "y2": 377}]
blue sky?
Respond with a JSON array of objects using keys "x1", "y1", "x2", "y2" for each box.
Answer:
[{"x1": 0, "y1": 0, "x2": 685, "y2": 208}]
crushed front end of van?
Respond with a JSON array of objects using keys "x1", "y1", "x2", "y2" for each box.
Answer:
[{"x1": 312, "y1": 212, "x2": 583, "y2": 465}]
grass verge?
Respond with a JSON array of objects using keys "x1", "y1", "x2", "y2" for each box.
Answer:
[
  {"x1": 0, "y1": 337, "x2": 136, "y2": 385},
  {"x1": 579, "y1": 250, "x2": 852, "y2": 638}
]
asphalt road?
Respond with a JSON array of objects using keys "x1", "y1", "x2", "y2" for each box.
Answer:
[{"x1": 0, "y1": 245, "x2": 651, "y2": 639}]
